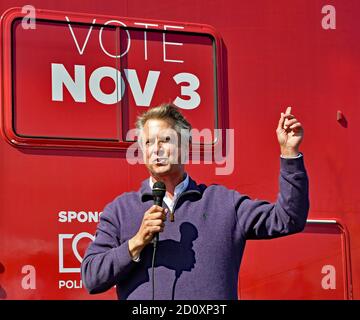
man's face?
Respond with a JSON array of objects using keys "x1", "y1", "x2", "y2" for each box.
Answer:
[{"x1": 141, "y1": 119, "x2": 183, "y2": 177}]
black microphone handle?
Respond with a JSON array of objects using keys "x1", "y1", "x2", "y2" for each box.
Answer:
[{"x1": 153, "y1": 197, "x2": 163, "y2": 244}]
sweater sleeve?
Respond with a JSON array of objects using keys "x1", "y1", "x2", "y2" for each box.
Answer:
[
  {"x1": 80, "y1": 200, "x2": 136, "y2": 294},
  {"x1": 234, "y1": 155, "x2": 310, "y2": 239}
]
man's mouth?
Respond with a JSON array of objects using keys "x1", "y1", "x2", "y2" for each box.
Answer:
[{"x1": 153, "y1": 158, "x2": 169, "y2": 165}]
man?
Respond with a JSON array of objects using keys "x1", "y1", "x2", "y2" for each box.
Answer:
[{"x1": 81, "y1": 103, "x2": 309, "y2": 300}]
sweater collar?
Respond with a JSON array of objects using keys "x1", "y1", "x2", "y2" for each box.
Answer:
[
  {"x1": 140, "y1": 175, "x2": 203, "y2": 203},
  {"x1": 148, "y1": 174, "x2": 189, "y2": 199}
]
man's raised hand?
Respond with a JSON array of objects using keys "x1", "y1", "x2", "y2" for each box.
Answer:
[{"x1": 276, "y1": 106, "x2": 304, "y2": 157}]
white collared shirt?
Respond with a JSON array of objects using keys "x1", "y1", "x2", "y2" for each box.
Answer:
[
  {"x1": 280, "y1": 153, "x2": 302, "y2": 159},
  {"x1": 149, "y1": 174, "x2": 189, "y2": 212}
]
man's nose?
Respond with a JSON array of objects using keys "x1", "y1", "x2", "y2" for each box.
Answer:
[{"x1": 152, "y1": 140, "x2": 162, "y2": 154}]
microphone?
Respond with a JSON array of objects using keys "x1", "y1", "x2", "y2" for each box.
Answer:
[{"x1": 152, "y1": 181, "x2": 166, "y2": 247}]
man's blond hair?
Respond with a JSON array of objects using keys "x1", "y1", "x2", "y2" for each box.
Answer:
[{"x1": 136, "y1": 103, "x2": 192, "y2": 148}]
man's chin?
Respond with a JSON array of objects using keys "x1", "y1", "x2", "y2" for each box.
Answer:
[{"x1": 149, "y1": 164, "x2": 172, "y2": 176}]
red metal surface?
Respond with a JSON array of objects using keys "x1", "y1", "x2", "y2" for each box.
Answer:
[
  {"x1": 240, "y1": 219, "x2": 352, "y2": 299},
  {"x1": 1, "y1": 7, "x2": 223, "y2": 150},
  {"x1": 1, "y1": 0, "x2": 359, "y2": 300}
]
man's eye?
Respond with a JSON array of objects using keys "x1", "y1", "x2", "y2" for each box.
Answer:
[{"x1": 160, "y1": 136, "x2": 171, "y2": 143}]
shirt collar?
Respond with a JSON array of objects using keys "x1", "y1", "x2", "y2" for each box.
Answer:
[
  {"x1": 139, "y1": 174, "x2": 202, "y2": 203},
  {"x1": 148, "y1": 173, "x2": 189, "y2": 197}
]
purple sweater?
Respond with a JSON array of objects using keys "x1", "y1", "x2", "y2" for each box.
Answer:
[{"x1": 81, "y1": 156, "x2": 309, "y2": 300}]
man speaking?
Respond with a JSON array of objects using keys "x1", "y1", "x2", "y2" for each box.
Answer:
[{"x1": 81, "y1": 103, "x2": 309, "y2": 299}]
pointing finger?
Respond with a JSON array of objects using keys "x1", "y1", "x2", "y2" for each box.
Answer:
[
  {"x1": 277, "y1": 112, "x2": 285, "y2": 131},
  {"x1": 284, "y1": 107, "x2": 294, "y2": 129}
]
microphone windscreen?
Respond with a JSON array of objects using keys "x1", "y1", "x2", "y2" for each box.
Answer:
[{"x1": 152, "y1": 181, "x2": 166, "y2": 198}]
